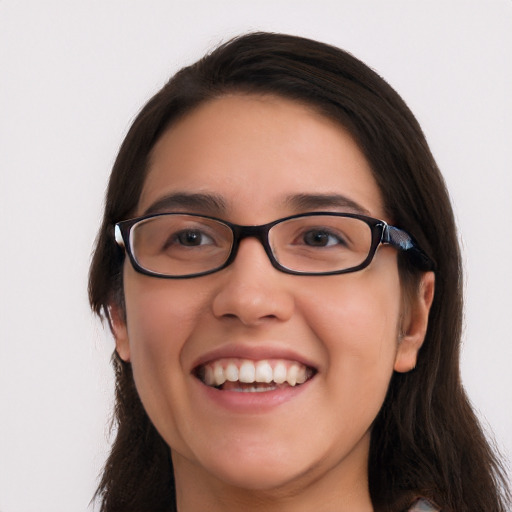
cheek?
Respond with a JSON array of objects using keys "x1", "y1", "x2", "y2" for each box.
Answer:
[
  {"x1": 122, "y1": 273, "x2": 209, "y2": 405},
  {"x1": 307, "y1": 271, "x2": 400, "y2": 344},
  {"x1": 300, "y1": 269, "x2": 402, "y2": 391},
  {"x1": 125, "y1": 276, "x2": 208, "y2": 351}
]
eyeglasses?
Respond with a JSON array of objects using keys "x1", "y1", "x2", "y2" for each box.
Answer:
[{"x1": 114, "y1": 212, "x2": 434, "y2": 278}]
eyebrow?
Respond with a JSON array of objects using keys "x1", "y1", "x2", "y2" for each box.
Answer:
[
  {"x1": 142, "y1": 192, "x2": 371, "y2": 218},
  {"x1": 284, "y1": 193, "x2": 371, "y2": 216},
  {"x1": 142, "y1": 192, "x2": 228, "y2": 216}
]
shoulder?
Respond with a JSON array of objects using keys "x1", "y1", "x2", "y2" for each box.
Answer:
[{"x1": 407, "y1": 498, "x2": 440, "y2": 511}]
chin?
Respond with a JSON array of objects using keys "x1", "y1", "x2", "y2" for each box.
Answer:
[
  {"x1": 184, "y1": 443, "x2": 316, "y2": 492},
  {"x1": 208, "y1": 461, "x2": 307, "y2": 492}
]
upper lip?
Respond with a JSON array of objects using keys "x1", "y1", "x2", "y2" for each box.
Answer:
[{"x1": 190, "y1": 343, "x2": 319, "y2": 373}]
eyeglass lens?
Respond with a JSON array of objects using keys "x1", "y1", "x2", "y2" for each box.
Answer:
[{"x1": 129, "y1": 214, "x2": 374, "y2": 277}]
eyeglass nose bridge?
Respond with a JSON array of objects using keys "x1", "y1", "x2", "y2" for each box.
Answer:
[{"x1": 223, "y1": 223, "x2": 280, "y2": 271}]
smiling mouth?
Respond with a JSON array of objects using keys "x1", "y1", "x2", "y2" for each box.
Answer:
[{"x1": 194, "y1": 358, "x2": 316, "y2": 392}]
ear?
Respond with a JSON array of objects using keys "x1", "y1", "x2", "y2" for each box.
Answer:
[
  {"x1": 107, "y1": 303, "x2": 131, "y2": 362},
  {"x1": 394, "y1": 271, "x2": 435, "y2": 373}
]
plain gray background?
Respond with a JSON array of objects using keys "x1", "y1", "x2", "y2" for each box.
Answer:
[{"x1": 1, "y1": 1, "x2": 511, "y2": 510}]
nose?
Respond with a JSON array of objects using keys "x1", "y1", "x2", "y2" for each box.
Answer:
[{"x1": 211, "y1": 238, "x2": 295, "y2": 326}]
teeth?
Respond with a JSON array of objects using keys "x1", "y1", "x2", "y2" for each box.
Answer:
[
  {"x1": 273, "y1": 362, "x2": 287, "y2": 384},
  {"x1": 213, "y1": 364, "x2": 226, "y2": 386},
  {"x1": 225, "y1": 363, "x2": 239, "y2": 382},
  {"x1": 287, "y1": 364, "x2": 299, "y2": 386},
  {"x1": 255, "y1": 361, "x2": 273, "y2": 383},
  {"x1": 200, "y1": 358, "x2": 312, "y2": 389},
  {"x1": 204, "y1": 365, "x2": 215, "y2": 386},
  {"x1": 296, "y1": 367, "x2": 307, "y2": 384},
  {"x1": 233, "y1": 385, "x2": 276, "y2": 393},
  {"x1": 239, "y1": 361, "x2": 256, "y2": 383}
]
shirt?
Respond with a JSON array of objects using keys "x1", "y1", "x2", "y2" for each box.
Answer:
[{"x1": 408, "y1": 498, "x2": 440, "y2": 511}]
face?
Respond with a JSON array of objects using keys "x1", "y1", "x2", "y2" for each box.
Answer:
[{"x1": 112, "y1": 94, "x2": 432, "y2": 502}]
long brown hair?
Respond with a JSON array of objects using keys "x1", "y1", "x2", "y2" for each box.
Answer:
[{"x1": 89, "y1": 32, "x2": 510, "y2": 511}]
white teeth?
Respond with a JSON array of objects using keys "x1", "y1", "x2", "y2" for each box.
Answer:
[
  {"x1": 225, "y1": 363, "x2": 239, "y2": 382},
  {"x1": 272, "y1": 362, "x2": 287, "y2": 384},
  {"x1": 296, "y1": 368, "x2": 308, "y2": 384},
  {"x1": 233, "y1": 385, "x2": 276, "y2": 393},
  {"x1": 213, "y1": 364, "x2": 226, "y2": 386},
  {"x1": 255, "y1": 360, "x2": 273, "y2": 383},
  {"x1": 204, "y1": 365, "x2": 215, "y2": 386},
  {"x1": 239, "y1": 361, "x2": 256, "y2": 383},
  {"x1": 201, "y1": 358, "x2": 312, "y2": 389},
  {"x1": 286, "y1": 364, "x2": 299, "y2": 386}
]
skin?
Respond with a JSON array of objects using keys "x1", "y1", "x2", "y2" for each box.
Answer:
[{"x1": 111, "y1": 94, "x2": 435, "y2": 512}]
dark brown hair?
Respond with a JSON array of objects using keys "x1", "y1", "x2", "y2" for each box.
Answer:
[{"x1": 89, "y1": 32, "x2": 510, "y2": 511}]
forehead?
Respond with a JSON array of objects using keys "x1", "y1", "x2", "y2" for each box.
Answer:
[{"x1": 138, "y1": 94, "x2": 385, "y2": 222}]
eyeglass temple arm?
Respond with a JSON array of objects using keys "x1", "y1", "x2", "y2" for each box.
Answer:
[{"x1": 382, "y1": 225, "x2": 436, "y2": 271}]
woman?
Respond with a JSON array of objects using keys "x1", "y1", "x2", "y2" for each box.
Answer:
[{"x1": 89, "y1": 33, "x2": 510, "y2": 511}]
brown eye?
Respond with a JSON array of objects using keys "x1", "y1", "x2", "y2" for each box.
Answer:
[
  {"x1": 302, "y1": 229, "x2": 346, "y2": 247},
  {"x1": 175, "y1": 230, "x2": 212, "y2": 246}
]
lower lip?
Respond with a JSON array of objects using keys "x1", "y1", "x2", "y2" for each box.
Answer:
[{"x1": 192, "y1": 377, "x2": 313, "y2": 413}]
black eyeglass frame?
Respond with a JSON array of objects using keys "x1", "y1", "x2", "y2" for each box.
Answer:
[{"x1": 114, "y1": 212, "x2": 435, "y2": 279}]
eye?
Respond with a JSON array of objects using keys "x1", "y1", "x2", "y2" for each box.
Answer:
[
  {"x1": 302, "y1": 229, "x2": 346, "y2": 247},
  {"x1": 172, "y1": 229, "x2": 214, "y2": 247}
]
